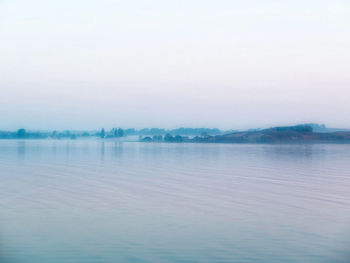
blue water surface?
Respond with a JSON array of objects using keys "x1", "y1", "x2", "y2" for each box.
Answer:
[{"x1": 0, "y1": 140, "x2": 350, "y2": 263}]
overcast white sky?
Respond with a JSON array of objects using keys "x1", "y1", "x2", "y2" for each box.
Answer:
[{"x1": 0, "y1": 0, "x2": 349, "y2": 130}]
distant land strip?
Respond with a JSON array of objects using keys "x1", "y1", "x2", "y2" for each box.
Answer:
[{"x1": 1, "y1": 124, "x2": 350, "y2": 143}]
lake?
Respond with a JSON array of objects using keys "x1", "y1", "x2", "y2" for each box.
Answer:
[{"x1": 0, "y1": 140, "x2": 350, "y2": 263}]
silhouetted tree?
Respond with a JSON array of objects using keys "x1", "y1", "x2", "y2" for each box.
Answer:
[
  {"x1": 17, "y1": 129, "x2": 26, "y2": 138},
  {"x1": 117, "y1": 128, "x2": 124, "y2": 137},
  {"x1": 100, "y1": 128, "x2": 105, "y2": 138},
  {"x1": 174, "y1": 135, "x2": 183, "y2": 142},
  {"x1": 164, "y1": 133, "x2": 174, "y2": 142},
  {"x1": 142, "y1": 136, "x2": 153, "y2": 142}
]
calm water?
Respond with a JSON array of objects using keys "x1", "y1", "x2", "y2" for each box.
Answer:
[{"x1": 0, "y1": 140, "x2": 350, "y2": 263}]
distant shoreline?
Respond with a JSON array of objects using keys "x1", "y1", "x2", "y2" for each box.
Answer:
[{"x1": 1, "y1": 124, "x2": 350, "y2": 144}]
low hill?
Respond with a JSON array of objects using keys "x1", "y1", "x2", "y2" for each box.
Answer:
[{"x1": 193, "y1": 125, "x2": 350, "y2": 143}]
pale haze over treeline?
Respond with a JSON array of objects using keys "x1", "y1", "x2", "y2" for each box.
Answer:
[{"x1": 0, "y1": 0, "x2": 349, "y2": 130}]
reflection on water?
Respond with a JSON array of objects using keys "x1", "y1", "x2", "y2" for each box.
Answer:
[
  {"x1": 1, "y1": 140, "x2": 350, "y2": 263},
  {"x1": 16, "y1": 141, "x2": 26, "y2": 160},
  {"x1": 100, "y1": 141, "x2": 105, "y2": 163}
]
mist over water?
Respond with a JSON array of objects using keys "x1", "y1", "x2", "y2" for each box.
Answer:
[
  {"x1": 1, "y1": 140, "x2": 350, "y2": 263},
  {"x1": 1, "y1": 1, "x2": 350, "y2": 262}
]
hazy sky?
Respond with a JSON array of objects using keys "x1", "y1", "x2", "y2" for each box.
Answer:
[{"x1": 0, "y1": 0, "x2": 349, "y2": 130}]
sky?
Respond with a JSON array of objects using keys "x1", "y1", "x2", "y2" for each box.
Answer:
[{"x1": 0, "y1": 0, "x2": 349, "y2": 130}]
